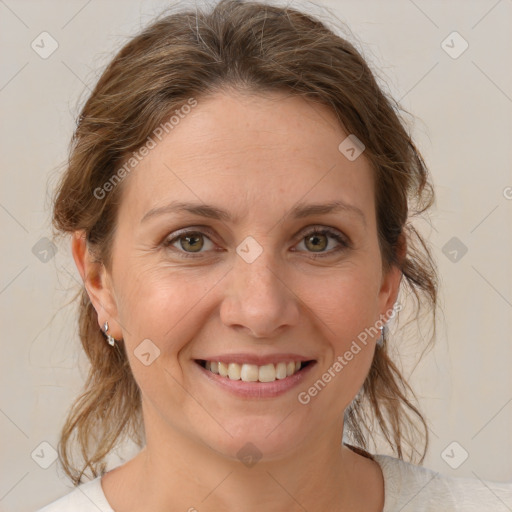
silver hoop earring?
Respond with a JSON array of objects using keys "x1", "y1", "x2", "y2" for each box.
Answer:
[{"x1": 103, "y1": 321, "x2": 116, "y2": 347}]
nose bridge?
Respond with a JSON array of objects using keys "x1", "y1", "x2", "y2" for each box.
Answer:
[
  {"x1": 234, "y1": 234, "x2": 283, "y2": 300},
  {"x1": 221, "y1": 234, "x2": 299, "y2": 337}
]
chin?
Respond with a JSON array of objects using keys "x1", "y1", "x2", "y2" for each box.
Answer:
[{"x1": 200, "y1": 414, "x2": 312, "y2": 465}]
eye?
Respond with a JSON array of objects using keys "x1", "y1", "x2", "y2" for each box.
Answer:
[
  {"x1": 294, "y1": 226, "x2": 350, "y2": 258},
  {"x1": 164, "y1": 229, "x2": 216, "y2": 258},
  {"x1": 163, "y1": 225, "x2": 350, "y2": 259}
]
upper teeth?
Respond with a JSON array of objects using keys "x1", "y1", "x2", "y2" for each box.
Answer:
[{"x1": 205, "y1": 361, "x2": 303, "y2": 382}]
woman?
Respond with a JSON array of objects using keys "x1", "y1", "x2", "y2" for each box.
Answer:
[{"x1": 37, "y1": 0, "x2": 511, "y2": 510}]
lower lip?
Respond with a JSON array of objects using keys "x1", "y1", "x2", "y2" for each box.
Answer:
[{"x1": 193, "y1": 360, "x2": 317, "y2": 398}]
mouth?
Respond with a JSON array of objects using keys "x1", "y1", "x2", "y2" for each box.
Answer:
[{"x1": 194, "y1": 359, "x2": 315, "y2": 383}]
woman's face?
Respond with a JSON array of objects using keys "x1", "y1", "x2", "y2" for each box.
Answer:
[{"x1": 85, "y1": 90, "x2": 401, "y2": 461}]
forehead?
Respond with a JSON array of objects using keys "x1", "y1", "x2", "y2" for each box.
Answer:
[{"x1": 118, "y1": 90, "x2": 375, "y2": 226}]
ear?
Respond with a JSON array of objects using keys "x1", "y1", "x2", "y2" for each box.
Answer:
[
  {"x1": 378, "y1": 233, "x2": 406, "y2": 322},
  {"x1": 71, "y1": 231, "x2": 123, "y2": 339}
]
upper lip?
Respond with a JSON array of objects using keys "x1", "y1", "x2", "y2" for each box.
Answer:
[{"x1": 195, "y1": 353, "x2": 316, "y2": 366}]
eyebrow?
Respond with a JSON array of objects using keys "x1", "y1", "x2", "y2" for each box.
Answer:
[{"x1": 140, "y1": 200, "x2": 366, "y2": 226}]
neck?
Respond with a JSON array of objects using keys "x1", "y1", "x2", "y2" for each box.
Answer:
[{"x1": 103, "y1": 405, "x2": 384, "y2": 512}]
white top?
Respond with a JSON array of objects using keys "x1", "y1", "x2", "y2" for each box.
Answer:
[{"x1": 36, "y1": 454, "x2": 512, "y2": 511}]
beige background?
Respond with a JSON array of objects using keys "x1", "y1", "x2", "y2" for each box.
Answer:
[{"x1": 0, "y1": 0, "x2": 511, "y2": 510}]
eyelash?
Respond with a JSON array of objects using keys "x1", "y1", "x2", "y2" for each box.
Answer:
[{"x1": 162, "y1": 226, "x2": 350, "y2": 260}]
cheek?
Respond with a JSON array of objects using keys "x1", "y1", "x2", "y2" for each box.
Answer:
[
  {"x1": 112, "y1": 265, "x2": 208, "y2": 403},
  {"x1": 301, "y1": 276, "x2": 378, "y2": 413},
  {"x1": 301, "y1": 263, "x2": 382, "y2": 338},
  {"x1": 113, "y1": 261, "x2": 223, "y2": 348},
  {"x1": 297, "y1": 263, "x2": 381, "y2": 390}
]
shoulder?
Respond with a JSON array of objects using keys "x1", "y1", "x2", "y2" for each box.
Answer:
[
  {"x1": 35, "y1": 476, "x2": 114, "y2": 512},
  {"x1": 373, "y1": 454, "x2": 512, "y2": 512}
]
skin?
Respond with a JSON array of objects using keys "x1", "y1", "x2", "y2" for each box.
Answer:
[{"x1": 72, "y1": 89, "x2": 403, "y2": 512}]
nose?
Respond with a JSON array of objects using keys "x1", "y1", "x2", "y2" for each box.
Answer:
[{"x1": 219, "y1": 247, "x2": 301, "y2": 339}]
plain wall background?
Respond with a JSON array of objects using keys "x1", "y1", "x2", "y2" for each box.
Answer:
[{"x1": 0, "y1": 0, "x2": 511, "y2": 510}]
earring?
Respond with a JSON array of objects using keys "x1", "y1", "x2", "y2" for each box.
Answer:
[
  {"x1": 103, "y1": 321, "x2": 116, "y2": 347},
  {"x1": 377, "y1": 325, "x2": 387, "y2": 347}
]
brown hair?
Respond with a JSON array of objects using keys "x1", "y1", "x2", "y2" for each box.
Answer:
[{"x1": 52, "y1": 0, "x2": 438, "y2": 485}]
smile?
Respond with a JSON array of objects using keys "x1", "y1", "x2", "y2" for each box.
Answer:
[{"x1": 196, "y1": 360, "x2": 314, "y2": 383}]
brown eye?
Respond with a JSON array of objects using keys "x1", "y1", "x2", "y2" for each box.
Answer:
[
  {"x1": 164, "y1": 229, "x2": 216, "y2": 258},
  {"x1": 305, "y1": 233, "x2": 328, "y2": 252},
  {"x1": 294, "y1": 227, "x2": 349, "y2": 258},
  {"x1": 164, "y1": 226, "x2": 349, "y2": 260},
  {"x1": 177, "y1": 232, "x2": 205, "y2": 252}
]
